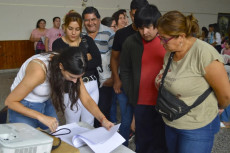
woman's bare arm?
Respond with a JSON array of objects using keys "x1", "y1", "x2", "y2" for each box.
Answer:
[
  {"x1": 79, "y1": 78, "x2": 114, "y2": 130},
  {"x1": 205, "y1": 60, "x2": 230, "y2": 108},
  {"x1": 5, "y1": 61, "x2": 58, "y2": 132}
]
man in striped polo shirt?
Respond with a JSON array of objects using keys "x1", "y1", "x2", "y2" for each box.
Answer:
[{"x1": 82, "y1": 6, "x2": 115, "y2": 128}]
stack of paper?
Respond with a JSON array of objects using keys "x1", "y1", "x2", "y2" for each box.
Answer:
[{"x1": 54, "y1": 123, "x2": 125, "y2": 153}]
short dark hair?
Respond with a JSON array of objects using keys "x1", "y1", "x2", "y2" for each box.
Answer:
[
  {"x1": 101, "y1": 17, "x2": 115, "y2": 27},
  {"x1": 112, "y1": 9, "x2": 126, "y2": 24},
  {"x1": 202, "y1": 27, "x2": 209, "y2": 37},
  {"x1": 82, "y1": 7, "x2": 101, "y2": 20},
  {"x1": 130, "y1": 0, "x2": 149, "y2": 10},
  {"x1": 53, "y1": 17, "x2": 60, "y2": 22},
  {"x1": 209, "y1": 24, "x2": 214, "y2": 28},
  {"x1": 209, "y1": 23, "x2": 219, "y2": 32},
  {"x1": 36, "y1": 19, "x2": 46, "y2": 28},
  {"x1": 134, "y1": 4, "x2": 161, "y2": 28}
]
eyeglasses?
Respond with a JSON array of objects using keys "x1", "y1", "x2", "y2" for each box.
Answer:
[{"x1": 157, "y1": 34, "x2": 175, "y2": 44}]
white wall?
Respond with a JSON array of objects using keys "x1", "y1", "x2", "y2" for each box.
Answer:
[{"x1": 0, "y1": 0, "x2": 229, "y2": 40}]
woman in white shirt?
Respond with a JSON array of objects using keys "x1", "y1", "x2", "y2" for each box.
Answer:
[{"x1": 5, "y1": 47, "x2": 113, "y2": 132}]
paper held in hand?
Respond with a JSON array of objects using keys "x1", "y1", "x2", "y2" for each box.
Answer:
[{"x1": 54, "y1": 123, "x2": 125, "y2": 153}]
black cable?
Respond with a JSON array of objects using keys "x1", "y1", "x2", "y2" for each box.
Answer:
[
  {"x1": 41, "y1": 128, "x2": 71, "y2": 151},
  {"x1": 50, "y1": 128, "x2": 71, "y2": 136}
]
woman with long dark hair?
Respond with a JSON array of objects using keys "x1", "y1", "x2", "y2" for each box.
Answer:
[{"x1": 5, "y1": 47, "x2": 113, "y2": 132}]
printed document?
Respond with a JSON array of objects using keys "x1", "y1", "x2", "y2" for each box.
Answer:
[{"x1": 54, "y1": 123, "x2": 125, "y2": 153}]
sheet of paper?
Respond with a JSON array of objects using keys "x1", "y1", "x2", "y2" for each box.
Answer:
[
  {"x1": 54, "y1": 123, "x2": 125, "y2": 153},
  {"x1": 54, "y1": 123, "x2": 89, "y2": 147},
  {"x1": 80, "y1": 131, "x2": 125, "y2": 153},
  {"x1": 77, "y1": 123, "x2": 120, "y2": 144}
]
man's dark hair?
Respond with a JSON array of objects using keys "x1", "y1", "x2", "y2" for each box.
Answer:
[
  {"x1": 134, "y1": 4, "x2": 161, "y2": 28},
  {"x1": 82, "y1": 7, "x2": 101, "y2": 20},
  {"x1": 202, "y1": 27, "x2": 209, "y2": 37},
  {"x1": 209, "y1": 24, "x2": 214, "y2": 28},
  {"x1": 101, "y1": 17, "x2": 115, "y2": 27},
  {"x1": 130, "y1": 0, "x2": 149, "y2": 10},
  {"x1": 209, "y1": 23, "x2": 220, "y2": 33},
  {"x1": 53, "y1": 17, "x2": 60, "y2": 22}
]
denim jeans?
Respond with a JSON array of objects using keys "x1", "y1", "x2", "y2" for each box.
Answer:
[
  {"x1": 165, "y1": 115, "x2": 220, "y2": 153},
  {"x1": 110, "y1": 90, "x2": 118, "y2": 123},
  {"x1": 109, "y1": 89, "x2": 133, "y2": 146},
  {"x1": 9, "y1": 99, "x2": 58, "y2": 130},
  {"x1": 220, "y1": 105, "x2": 230, "y2": 122}
]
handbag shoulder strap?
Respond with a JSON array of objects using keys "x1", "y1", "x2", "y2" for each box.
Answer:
[
  {"x1": 189, "y1": 87, "x2": 213, "y2": 109},
  {"x1": 160, "y1": 52, "x2": 213, "y2": 107},
  {"x1": 159, "y1": 52, "x2": 175, "y2": 90}
]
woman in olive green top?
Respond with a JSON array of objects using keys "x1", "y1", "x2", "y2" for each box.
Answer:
[{"x1": 155, "y1": 11, "x2": 230, "y2": 153}]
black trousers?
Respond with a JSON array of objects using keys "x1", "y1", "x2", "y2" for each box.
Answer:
[
  {"x1": 135, "y1": 105, "x2": 168, "y2": 153},
  {"x1": 215, "y1": 45, "x2": 222, "y2": 54},
  {"x1": 94, "y1": 86, "x2": 113, "y2": 128}
]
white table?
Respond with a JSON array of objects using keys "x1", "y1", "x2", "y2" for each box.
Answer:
[{"x1": 79, "y1": 145, "x2": 135, "y2": 153}]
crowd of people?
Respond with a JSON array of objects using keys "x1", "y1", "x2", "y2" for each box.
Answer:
[
  {"x1": 4, "y1": 0, "x2": 230, "y2": 153},
  {"x1": 200, "y1": 23, "x2": 230, "y2": 129}
]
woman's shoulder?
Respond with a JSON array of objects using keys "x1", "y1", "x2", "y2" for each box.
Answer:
[
  {"x1": 194, "y1": 39, "x2": 215, "y2": 52},
  {"x1": 52, "y1": 37, "x2": 68, "y2": 52},
  {"x1": 24, "y1": 54, "x2": 49, "y2": 74},
  {"x1": 54, "y1": 37, "x2": 64, "y2": 43},
  {"x1": 31, "y1": 28, "x2": 39, "y2": 34},
  {"x1": 53, "y1": 37, "x2": 67, "y2": 47},
  {"x1": 192, "y1": 39, "x2": 223, "y2": 64}
]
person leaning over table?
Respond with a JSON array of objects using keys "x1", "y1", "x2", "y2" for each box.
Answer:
[
  {"x1": 5, "y1": 47, "x2": 113, "y2": 133},
  {"x1": 155, "y1": 10, "x2": 230, "y2": 153}
]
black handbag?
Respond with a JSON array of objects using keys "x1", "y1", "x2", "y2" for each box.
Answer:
[{"x1": 155, "y1": 52, "x2": 213, "y2": 121}]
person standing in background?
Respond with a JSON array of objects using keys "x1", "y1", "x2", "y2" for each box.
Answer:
[
  {"x1": 200, "y1": 26, "x2": 209, "y2": 42},
  {"x1": 120, "y1": 4, "x2": 167, "y2": 152},
  {"x1": 101, "y1": 17, "x2": 117, "y2": 32},
  {"x1": 45, "y1": 17, "x2": 64, "y2": 51},
  {"x1": 110, "y1": 0, "x2": 149, "y2": 147},
  {"x1": 82, "y1": 6, "x2": 115, "y2": 128},
  {"x1": 52, "y1": 11, "x2": 101, "y2": 126},
  {"x1": 208, "y1": 23, "x2": 222, "y2": 53},
  {"x1": 112, "y1": 9, "x2": 128, "y2": 30},
  {"x1": 30, "y1": 19, "x2": 48, "y2": 54}
]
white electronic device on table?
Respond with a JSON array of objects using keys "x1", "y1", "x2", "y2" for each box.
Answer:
[{"x1": 0, "y1": 123, "x2": 53, "y2": 153}]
